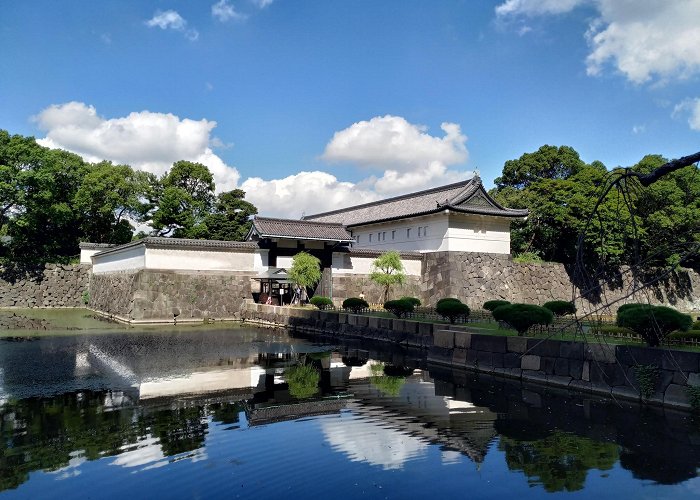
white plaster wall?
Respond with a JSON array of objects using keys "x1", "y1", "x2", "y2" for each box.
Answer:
[
  {"x1": 92, "y1": 245, "x2": 146, "y2": 274},
  {"x1": 276, "y1": 255, "x2": 294, "y2": 269},
  {"x1": 444, "y1": 214, "x2": 511, "y2": 254},
  {"x1": 80, "y1": 248, "x2": 103, "y2": 264},
  {"x1": 145, "y1": 247, "x2": 255, "y2": 271},
  {"x1": 332, "y1": 253, "x2": 422, "y2": 276},
  {"x1": 254, "y1": 249, "x2": 269, "y2": 271},
  {"x1": 351, "y1": 214, "x2": 450, "y2": 253}
]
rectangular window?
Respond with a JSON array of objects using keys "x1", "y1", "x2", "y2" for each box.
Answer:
[
  {"x1": 423, "y1": 226, "x2": 429, "y2": 237},
  {"x1": 391, "y1": 230, "x2": 396, "y2": 240},
  {"x1": 356, "y1": 235, "x2": 360, "y2": 244},
  {"x1": 418, "y1": 227, "x2": 422, "y2": 238},
  {"x1": 382, "y1": 231, "x2": 386, "y2": 241},
  {"x1": 369, "y1": 234, "x2": 372, "y2": 243},
  {"x1": 406, "y1": 228, "x2": 411, "y2": 238}
]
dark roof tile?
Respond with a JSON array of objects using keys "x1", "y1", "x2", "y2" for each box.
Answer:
[{"x1": 251, "y1": 217, "x2": 354, "y2": 242}]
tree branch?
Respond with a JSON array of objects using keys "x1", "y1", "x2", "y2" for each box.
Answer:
[{"x1": 626, "y1": 151, "x2": 700, "y2": 186}]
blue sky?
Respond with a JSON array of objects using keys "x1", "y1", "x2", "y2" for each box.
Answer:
[{"x1": 1, "y1": 0, "x2": 699, "y2": 216}]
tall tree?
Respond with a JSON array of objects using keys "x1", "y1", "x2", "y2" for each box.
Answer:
[
  {"x1": 203, "y1": 189, "x2": 258, "y2": 241},
  {"x1": 370, "y1": 251, "x2": 406, "y2": 302}
]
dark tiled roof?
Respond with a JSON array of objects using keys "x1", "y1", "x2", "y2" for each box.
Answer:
[
  {"x1": 94, "y1": 237, "x2": 259, "y2": 257},
  {"x1": 338, "y1": 247, "x2": 423, "y2": 260},
  {"x1": 303, "y1": 177, "x2": 528, "y2": 226},
  {"x1": 79, "y1": 242, "x2": 116, "y2": 249},
  {"x1": 251, "y1": 217, "x2": 354, "y2": 242}
]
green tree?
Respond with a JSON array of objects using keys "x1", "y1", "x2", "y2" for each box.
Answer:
[
  {"x1": 73, "y1": 161, "x2": 154, "y2": 244},
  {"x1": 288, "y1": 251, "x2": 322, "y2": 292},
  {"x1": 616, "y1": 304, "x2": 692, "y2": 347},
  {"x1": 492, "y1": 303, "x2": 553, "y2": 335},
  {"x1": 150, "y1": 161, "x2": 215, "y2": 237},
  {"x1": 202, "y1": 189, "x2": 258, "y2": 241},
  {"x1": 370, "y1": 251, "x2": 406, "y2": 302}
]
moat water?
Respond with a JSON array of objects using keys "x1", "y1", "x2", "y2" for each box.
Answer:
[{"x1": 1, "y1": 311, "x2": 699, "y2": 499}]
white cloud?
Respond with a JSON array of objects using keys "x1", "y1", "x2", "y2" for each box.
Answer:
[
  {"x1": 34, "y1": 102, "x2": 240, "y2": 191},
  {"x1": 632, "y1": 124, "x2": 645, "y2": 134},
  {"x1": 673, "y1": 98, "x2": 700, "y2": 131},
  {"x1": 212, "y1": 0, "x2": 247, "y2": 22},
  {"x1": 252, "y1": 0, "x2": 274, "y2": 8},
  {"x1": 496, "y1": 0, "x2": 700, "y2": 84},
  {"x1": 495, "y1": 0, "x2": 586, "y2": 17},
  {"x1": 146, "y1": 10, "x2": 198, "y2": 41},
  {"x1": 241, "y1": 171, "x2": 380, "y2": 218}
]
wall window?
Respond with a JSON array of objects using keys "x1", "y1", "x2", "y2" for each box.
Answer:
[
  {"x1": 423, "y1": 226, "x2": 429, "y2": 237},
  {"x1": 406, "y1": 228, "x2": 412, "y2": 238},
  {"x1": 391, "y1": 230, "x2": 396, "y2": 240},
  {"x1": 356, "y1": 235, "x2": 360, "y2": 244},
  {"x1": 418, "y1": 227, "x2": 422, "y2": 238},
  {"x1": 382, "y1": 231, "x2": 386, "y2": 241},
  {"x1": 369, "y1": 233, "x2": 372, "y2": 243}
]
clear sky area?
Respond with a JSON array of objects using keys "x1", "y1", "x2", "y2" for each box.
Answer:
[{"x1": 2, "y1": 0, "x2": 699, "y2": 217}]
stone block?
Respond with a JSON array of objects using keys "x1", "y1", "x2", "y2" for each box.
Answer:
[
  {"x1": 688, "y1": 372, "x2": 700, "y2": 386},
  {"x1": 559, "y1": 341, "x2": 584, "y2": 360},
  {"x1": 418, "y1": 322, "x2": 433, "y2": 336},
  {"x1": 337, "y1": 313, "x2": 348, "y2": 324},
  {"x1": 476, "y1": 350, "x2": 494, "y2": 369},
  {"x1": 615, "y1": 345, "x2": 663, "y2": 367},
  {"x1": 582, "y1": 361, "x2": 590, "y2": 381},
  {"x1": 504, "y1": 352, "x2": 520, "y2": 369},
  {"x1": 664, "y1": 384, "x2": 691, "y2": 408},
  {"x1": 466, "y1": 350, "x2": 478, "y2": 367},
  {"x1": 356, "y1": 315, "x2": 369, "y2": 327},
  {"x1": 662, "y1": 351, "x2": 700, "y2": 372},
  {"x1": 507, "y1": 336, "x2": 528, "y2": 353},
  {"x1": 402, "y1": 320, "x2": 418, "y2": 335},
  {"x1": 492, "y1": 352, "x2": 504, "y2": 368},
  {"x1": 526, "y1": 339, "x2": 560, "y2": 357},
  {"x1": 427, "y1": 346, "x2": 453, "y2": 366},
  {"x1": 434, "y1": 330, "x2": 455, "y2": 349},
  {"x1": 585, "y1": 343, "x2": 616, "y2": 363},
  {"x1": 541, "y1": 356, "x2": 556, "y2": 374},
  {"x1": 611, "y1": 385, "x2": 640, "y2": 401},
  {"x1": 368, "y1": 316, "x2": 380, "y2": 329},
  {"x1": 522, "y1": 370, "x2": 547, "y2": 385},
  {"x1": 452, "y1": 348, "x2": 467, "y2": 366},
  {"x1": 521, "y1": 355, "x2": 540, "y2": 371},
  {"x1": 569, "y1": 380, "x2": 592, "y2": 393},
  {"x1": 392, "y1": 319, "x2": 405, "y2": 332},
  {"x1": 471, "y1": 335, "x2": 507, "y2": 353},
  {"x1": 548, "y1": 375, "x2": 572, "y2": 388},
  {"x1": 568, "y1": 359, "x2": 583, "y2": 379},
  {"x1": 454, "y1": 331, "x2": 471, "y2": 349},
  {"x1": 553, "y1": 358, "x2": 569, "y2": 376}
]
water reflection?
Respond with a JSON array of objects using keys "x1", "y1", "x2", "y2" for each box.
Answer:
[{"x1": 1, "y1": 328, "x2": 699, "y2": 497}]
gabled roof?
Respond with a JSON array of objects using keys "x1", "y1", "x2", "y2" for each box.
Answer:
[
  {"x1": 249, "y1": 216, "x2": 354, "y2": 242},
  {"x1": 302, "y1": 176, "x2": 528, "y2": 227}
]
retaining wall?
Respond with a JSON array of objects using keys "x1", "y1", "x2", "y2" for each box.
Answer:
[
  {"x1": 0, "y1": 264, "x2": 90, "y2": 308},
  {"x1": 89, "y1": 269, "x2": 256, "y2": 323},
  {"x1": 242, "y1": 302, "x2": 700, "y2": 411}
]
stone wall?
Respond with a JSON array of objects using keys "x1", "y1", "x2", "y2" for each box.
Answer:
[
  {"x1": 0, "y1": 264, "x2": 90, "y2": 308},
  {"x1": 429, "y1": 330, "x2": 700, "y2": 411},
  {"x1": 89, "y1": 269, "x2": 256, "y2": 323},
  {"x1": 422, "y1": 252, "x2": 700, "y2": 312},
  {"x1": 331, "y1": 274, "x2": 423, "y2": 305}
]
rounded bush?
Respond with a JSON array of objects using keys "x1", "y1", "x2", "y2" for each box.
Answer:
[
  {"x1": 342, "y1": 297, "x2": 369, "y2": 313},
  {"x1": 617, "y1": 305, "x2": 692, "y2": 347},
  {"x1": 309, "y1": 295, "x2": 333, "y2": 310},
  {"x1": 483, "y1": 300, "x2": 510, "y2": 312},
  {"x1": 384, "y1": 298, "x2": 415, "y2": 318},
  {"x1": 692, "y1": 320, "x2": 700, "y2": 330},
  {"x1": 400, "y1": 296, "x2": 422, "y2": 307},
  {"x1": 668, "y1": 330, "x2": 700, "y2": 341},
  {"x1": 436, "y1": 298, "x2": 470, "y2": 324},
  {"x1": 492, "y1": 303, "x2": 553, "y2": 335},
  {"x1": 543, "y1": 300, "x2": 576, "y2": 316},
  {"x1": 617, "y1": 303, "x2": 647, "y2": 315}
]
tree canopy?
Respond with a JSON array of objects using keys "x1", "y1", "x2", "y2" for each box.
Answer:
[
  {"x1": 288, "y1": 251, "x2": 322, "y2": 291},
  {"x1": 0, "y1": 129, "x2": 258, "y2": 265},
  {"x1": 370, "y1": 251, "x2": 406, "y2": 302}
]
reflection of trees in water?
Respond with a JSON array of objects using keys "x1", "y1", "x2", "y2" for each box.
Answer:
[
  {"x1": 499, "y1": 431, "x2": 618, "y2": 493},
  {"x1": 285, "y1": 364, "x2": 320, "y2": 399},
  {"x1": 0, "y1": 391, "x2": 244, "y2": 492}
]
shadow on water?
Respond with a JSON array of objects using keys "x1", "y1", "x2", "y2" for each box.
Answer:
[{"x1": 0, "y1": 326, "x2": 699, "y2": 496}]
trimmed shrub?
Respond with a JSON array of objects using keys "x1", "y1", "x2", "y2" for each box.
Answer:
[
  {"x1": 543, "y1": 300, "x2": 576, "y2": 316},
  {"x1": 342, "y1": 297, "x2": 369, "y2": 313},
  {"x1": 692, "y1": 320, "x2": 700, "y2": 330},
  {"x1": 310, "y1": 296, "x2": 333, "y2": 310},
  {"x1": 617, "y1": 303, "x2": 647, "y2": 315},
  {"x1": 483, "y1": 300, "x2": 510, "y2": 312},
  {"x1": 436, "y1": 298, "x2": 470, "y2": 324},
  {"x1": 617, "y1": 305, "x2": 692, "y2": 347},
  {"x1": 384, "y1": 298, "x2": 415, "y2": 318},
  {"x1": 668, "y1": 330, "x2": 700, "y2": 341},
  {"x1": 400, "y1": 296, "x2": 422, "y2": 307},
  {"x1": 492, "y1": 303, "x2": 553, "y2": 335}
]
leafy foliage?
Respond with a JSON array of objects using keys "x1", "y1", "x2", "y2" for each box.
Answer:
[
  {"x1": 435, "y1": 298, "x2": 470, "y2": 324},
  {"x1": 288, "y1": 251, "x2": 322, "y2": 290},
  {"x1": 342, "y1": 297, "x2": 369, "y2": 312},
  {"x1": 483, "y1": 300, "x2": 511, "y2": 312},
  {"x1": 369, "y1": 251, "x2": 406, "y2": 302},
  {"x1": 543, "y1": 300, "x2": 576, "y2": 316},
  {"x1": 400, "y1": 296, "x2": 421, "y2": 307},
  {"x1": 616, "y1": 304, "x2": 692, "y2": 347},
  {"x1": 309, "y1": 295, "x2": 333, "y2": 310},
  {"x1": 285, "y1": 364, "x2": 320, "y2": 399},
  {"x1": 632, "y1": 364, "x2": 660, "y2": 400},
  {"x1": 384, "y1": 298, "x2": 415, "y2": 318},
  {"x1": 492, "y1": 303, "x2": 554, "y2": 335}
]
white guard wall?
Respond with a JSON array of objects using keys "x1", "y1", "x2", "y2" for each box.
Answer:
[
  {"x1": 92, "y1": 245, "x2": 146, "y2": 274},
  {"x1": 80, "y1": 248, "x2": 104, "y2": 264},
  {"x1": 332, "y1": 253, "x2": 422, "y2": 277},
  {"x1": 350, "y1": 212, "x2": 512, "y2": 254},
  {"x1": 145, "y1": 247, "x2": 254, "y2": 272}
]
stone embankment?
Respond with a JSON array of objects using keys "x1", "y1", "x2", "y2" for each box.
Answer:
[
  {"x1": 242, "y1": 302, "x2": 700, "y2": 411},
  {"x1": 0, "y1": 264, "x2": 90, "y2": 308}
]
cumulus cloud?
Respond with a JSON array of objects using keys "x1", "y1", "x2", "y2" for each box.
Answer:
[
  {"x1": 496, "y1": 0, "x2": 700, "y2": 84},
  {"x1": 673, "y1": 98, "x2": 700, "y2": 131},
  {"x1": 146, "y1": 10, "x2": 198, "y2": 41},
  {"x1": 241, "y1": 171, "x2": 380, "y2": 218},
  {"x1": 34, "y1": 102, "x2": 240, "y2": 191},
  {"x1": 252, "y1": 0, "x2": 274, "y2": 8},
  {"x1": 212, "y1": 0, "x2": 247, "y2": 22}
]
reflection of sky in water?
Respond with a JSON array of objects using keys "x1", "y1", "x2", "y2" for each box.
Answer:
[{"x1": 321, "y1": 413, "x2": 428, "y2": 470}]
